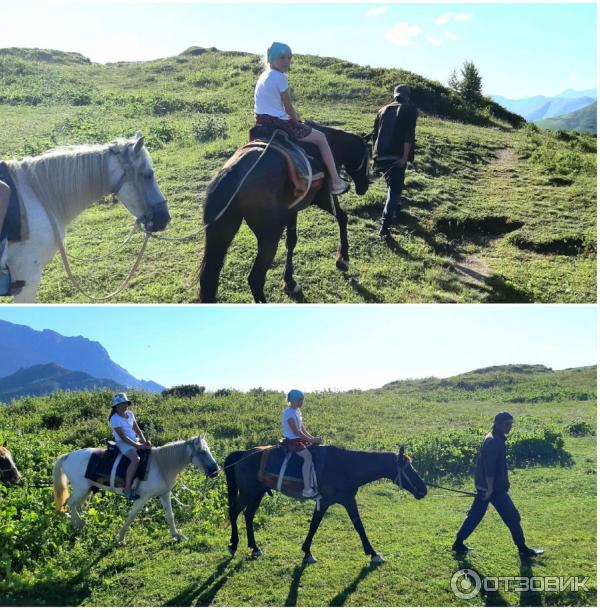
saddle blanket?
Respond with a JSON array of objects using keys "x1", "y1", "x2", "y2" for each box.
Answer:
[
  {"x1": 258, "y1": 444, "x2": 323, "y2": 499},
  {"x1": 0, "y1": 161, "x2": 26, "y2": 242},
  {"x1": 85, "y1": 446, "x2": 151, "y2": 489}
]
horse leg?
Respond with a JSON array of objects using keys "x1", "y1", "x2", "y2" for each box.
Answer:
[
  {"x1": 117, "y1": 495, "x2": 152, "y2": 543},
  {"x1": 160, "y1": 492, "x2": 185, "y2": 542},
  {"x1": 199, "y1": 211, "x2": 243, "y2": 303},
  {"x1": 301, "y1": 500, "x2": 332, "y2": 564},
  {"x1": 283, "y1": 212, "x2": 301, "y2": 296},
  {"x1": 316, "y1": 192, "x2": 349, "y2": 271},
  {"x1": 342, "y1": 496, "x2": 383, "y2": 564},
  {"x1": 229, "y1": 494, "x2": 247, "y2": 556},
  {"x1": 244, "y1": 493, "x2": 265, "y2": 559},
  {"x1": 247, "y1": 231, "x2": 283, "y2": 303},
  {"x1": 67, "y1": 486, "x2": 91, "y2": 529}
]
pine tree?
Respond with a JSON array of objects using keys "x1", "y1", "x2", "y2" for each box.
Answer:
[
  {"x1": 459, "y1": 60, "x2": 483, "y2": 104},
  {"x1": 448, "y1": 69, "x2": 460, "y2": 92}
]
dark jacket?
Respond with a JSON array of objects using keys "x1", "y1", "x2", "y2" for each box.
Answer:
[
  {"x1": 372, "y1": 100, "x2": 418, "y2": 163},
  {"x1": 474, "y1": 430, "x2": 510, "y2": 494}
]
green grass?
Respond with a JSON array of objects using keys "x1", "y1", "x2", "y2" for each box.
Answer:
[
  {"x1": 0, "y1": 365, "x2": 596, "y2": 605},
  {"x1": 0, "y1": 47, "x2": 595, "y2": 303}
]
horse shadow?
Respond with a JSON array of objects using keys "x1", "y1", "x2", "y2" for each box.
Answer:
[
  {"x1": 0, "y1": 541, "x2": 115, "y2": 606},
  {"x1": 456, "y1": 556, "x2": 509, "y2": 606},
  {"x1": 484, "y1": 275, "x2": 534, "y2": 303},
  {"x1": 328, "y1": 563, "x2": 379, "y2": 606},
  {"x1": 342, "y1": 272, "x2": 382, "y2": 303},
  {"x1": 284, "y1": 562, "x2": 308, "y2": 607},
  {"x1": 164, "y1": 555, "x2": 241, "y2": 607}
]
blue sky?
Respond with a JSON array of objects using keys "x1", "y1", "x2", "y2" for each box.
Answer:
[
  {"x1": 0, "y1": 306, "x2": 596, "y2": 390},
  {"x1": 1, "y1": 1, "x2": 596, "y2": 97}
]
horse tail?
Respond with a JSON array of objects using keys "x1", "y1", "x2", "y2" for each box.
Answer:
[
  {"x1": 224, "y1": 451, "x2": 244, "y2": 515},
  {"x1": 53, "y1": 453, "x2": 70, "y2": 512}
]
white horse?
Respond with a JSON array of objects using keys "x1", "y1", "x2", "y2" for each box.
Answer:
[
  {"x1": 53, "y1": 436, "x2": 219, "y2": 543},
  {"x1": 3, "y1": 133, "x2": 170, "y2": 302}
]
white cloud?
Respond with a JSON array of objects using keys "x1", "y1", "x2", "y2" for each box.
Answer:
[
  {"x1": 385, "y1": 22, "x2": 421, "y2": 46},
  {"x1": 426, "y1": 32, "x2": 459, "y2": 47},
  {"x1": 435, "y1": 12, "x2": 473, "y2": 25},
  {"x1": 366, "y1": 7, "x2": 387, "y2": 17}
]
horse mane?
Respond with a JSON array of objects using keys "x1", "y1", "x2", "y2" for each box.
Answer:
[
  {"x1": 10, "y1": 141, "x2": 122, "y2": 225},
  {"x1": 152, "y1": 439, "x2": 189, "y2": 481}
]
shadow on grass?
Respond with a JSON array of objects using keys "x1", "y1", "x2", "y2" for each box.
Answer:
[
  {"x1": 0, "y1": 541, "x2": 115, "y2": 606},
  {"x1": 327, "y1": 563, "x2": 380, "y2": 607},
  {"x1": 342, "y1": 272, "x2": 382, "y2": 303},
  {"x1": 518, "y1": 560, "x2": 543, "y2": 607},
  {"x1": 456, "y1": 556, "x2": 508, "y2": 607},
  {"x1": 164, "y1": 555, "x2": 242, "y2": 607},
  {"x1": 284, "y1": 562, "x2": 308, "y2": 607},
  {"x1": 485, "y1": 276, "x2": 534, "y2": 303}
]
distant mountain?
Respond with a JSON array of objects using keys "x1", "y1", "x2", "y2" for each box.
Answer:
[
  {"x1": 491, "y1": 89, "x2": 597, "y2": 121},
  {"x1": 0, "y1": 363, "x2": 126, "y2": 403},
  {"x1": 536, "y1": 101, "x2": 597, "y2": 134},
  {"x1": 0, "y1": 320, "x2": 164, "y2": 392}
]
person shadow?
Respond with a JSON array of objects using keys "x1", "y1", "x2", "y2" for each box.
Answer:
[
  {"x1": 164, "y1": 555, "x2": 240, "y2": 606},
  {"x1": 519, "y1": 559, "x2": 543, "y2": 606},
  {"x1": 456, "y1": 556, "x2": 509, "y2": 606}
]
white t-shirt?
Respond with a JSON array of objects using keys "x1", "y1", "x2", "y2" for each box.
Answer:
[
  {"x1": 110, "y1": 411, "x2": 138, "y2": 443},
  {"x1": 282, "y1": 406, "x2": 303, "y2": 439},
  {"x1": 254, "y1": 69, "x2": 289, "y2": 119}
]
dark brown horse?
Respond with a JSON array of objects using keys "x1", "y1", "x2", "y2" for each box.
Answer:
[
  {"x1": 199, "y1": 123, "x2": 371, "y2": 303},
  {"x1": 0, "y1": 447, "x2": 22, "y2": 485},
  {"x1": 224, "y1": 445, "x2": 426, "y2": 564}
]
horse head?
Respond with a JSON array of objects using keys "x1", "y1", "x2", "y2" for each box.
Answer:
[
  {"x1": 188, "y1": 436, "x2": 220, "y2": 478},
  {"x1": 108, "y1": 133, "x2": 170, "y2": 232},
  {"x1": 396, "y1": 445, "x2": 427, "y2": 500},
  {"x1": 0, "y1": 447, "x2": 22, "y2": 484}
]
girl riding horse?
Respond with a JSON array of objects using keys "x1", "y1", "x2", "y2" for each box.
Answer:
[
  {"x1": 254, "y1": 42, "x2": 349, "y2": 196},
  {"x1": 0, "y1": 180, "x2": 10, "y2": 295}
]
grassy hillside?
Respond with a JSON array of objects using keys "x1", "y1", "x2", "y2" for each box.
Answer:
[
  {"x1": 0, "y1": 365, "x2": 595, "y2": 606},
  {"x1": 536, "y1": 101, "x2": 597, "y2": 134},
  {"x1": 0, "y1": 47, "x2": 596, "y2": 303}
]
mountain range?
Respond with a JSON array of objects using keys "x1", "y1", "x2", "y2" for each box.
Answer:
[
  {"x1": 491, "y1": 89, "x2": 597, "y2": 121},
  {"x1": 0, "y1": 320, "x2": 164, "y2": 395},
  {"x1": 535, "y1": 101, "x2": 597, "y2": 134},
  {"x1": 0, "y1": 363, "x2": 126, "y2": 403}
]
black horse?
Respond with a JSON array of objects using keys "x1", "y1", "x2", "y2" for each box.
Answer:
[
  {"x1": 224, "y1": 445, "x2": 427, "y2": 564},
  {"x1": 199, "y1": 123, "x2": 371, "y2": 303}
]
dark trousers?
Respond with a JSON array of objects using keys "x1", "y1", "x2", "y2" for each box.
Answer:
[
  {"x1": 381, "y1": 165, "x2": 407, "y2": 222},
  {"x1": 455, "y1": 490, "x2": 526, "y2": 549}
]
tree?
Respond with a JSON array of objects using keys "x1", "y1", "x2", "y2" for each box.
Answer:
[{"x1": 448, "y1": 60, "x2": 483, "y2": 105}]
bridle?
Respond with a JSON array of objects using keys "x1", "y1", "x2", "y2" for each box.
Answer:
[
  {"x1": 187, "y1": 439, "x2": 219, "y2": 477},
  {"x1": 394, "y1": 457, "x2": 420, "y2": 495}
]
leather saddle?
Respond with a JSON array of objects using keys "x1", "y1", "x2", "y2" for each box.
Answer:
[
  {"x1": 257, "y1": 443, "x2": 324, "y2": 499},
  {"x1": 0, "y1": 162, "x2": 26, "y2": 242},
  {"x1": 85, "y1": 441, "x2": 151, "y2": 490}
]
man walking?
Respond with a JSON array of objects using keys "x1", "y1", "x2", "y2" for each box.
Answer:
[
  {"x1": 372, "y1": 84, "x2": 418, "y2": 237},
  {"x1": 452, "y1": 411, "x2": 544, "y2": 561}
]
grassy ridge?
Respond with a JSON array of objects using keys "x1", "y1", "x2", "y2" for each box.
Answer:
[
  {"x1": 0, "y1": 365, "x2": 596, "y2": 605},
  {"x1": 0, "y1": 47, "x2": 595, "y2": 303}
]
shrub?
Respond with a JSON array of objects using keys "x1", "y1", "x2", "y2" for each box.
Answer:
[
  {"x1": 191, "y1": 116, "x2": 228, "y2": 142},
  {"x1": 213, "y1": 389, "x2": 231, "y2": 398},
  {"x1": 565, "y1": 420, "x2": 595, "y2": 437},
  {"x1": 162, "y1": 384, "x2": 205, "y2": 399}
]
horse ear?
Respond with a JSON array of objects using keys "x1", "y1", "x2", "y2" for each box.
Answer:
[{"x1": 133, "y1": 135, "x2": 144, "y2": 155}]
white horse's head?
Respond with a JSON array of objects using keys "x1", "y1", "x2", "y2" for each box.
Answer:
[
  {"x1": 187, "y1": 435, "x2": 220, "y2": 478},
  {"x1": 108, "y1": 133, "x2": 170, "y2": 232}
]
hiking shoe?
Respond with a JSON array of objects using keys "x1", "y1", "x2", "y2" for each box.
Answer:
[
  {"x1": 330, "y1": 180, "x2": 350, "y2": 195},
  {"x1": 452, "y1": 541, "x2": 472, "y2": 556},
  {"x1": 519, "y1": 547, "x2": 544, "y2": 560},
  {"x1": 0, "y1": 267, "x2": 11, "y2": 296},
  {"x1": 302, "y1": 488, "x2": 320, "y2": 499},
  {"x1": 122, "y1": 490, "x2": 140, "y2": 501}
]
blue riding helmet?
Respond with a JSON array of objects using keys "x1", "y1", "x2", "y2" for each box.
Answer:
[
  {"x1": 267, "y1": 42, "x2": 292, "y2": 64},
  {"x1": 287, "y1": 389, "x2": 304, "y2": 403}
]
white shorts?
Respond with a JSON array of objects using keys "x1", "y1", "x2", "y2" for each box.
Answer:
[{"x1": 116, "y1": 439, "x2": 138, "y2": 456}]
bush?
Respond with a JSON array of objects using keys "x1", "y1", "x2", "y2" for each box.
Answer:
[
  {"x1": 162, "y1": 385, "x2": 205, "y2": 399},
  {"x1": 213, "y1": 389, "x2": 231, "y2": 398},
  {"x1": 191, "y1": 116, "x2": 228, "y2": 142},
  {"x1": 565, "y1": 420, "x2": 595, "y2": 437}
]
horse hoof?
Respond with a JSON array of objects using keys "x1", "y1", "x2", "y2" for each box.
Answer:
[
  {"x1": 251, "y1": 548, "x2": 262, "y2": 560},
  {"x1": 173, "y1": 532, "x2": 187, "y2": 542},
  {"x1": 303, "y1": 554, "x2": 317, "y2": 565},
  {"x1": 336, "y1": 257, "x2": 349, "y2": 272},
  {"x1": 228, "y1": 544, "x2": 237, "y2": 556},
  {"x1": 284, "y1": 282, "x2": 302, "y2": 297},
  {"x1": 371, "y1": 554, "x2": 385, "y2": 565}
]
